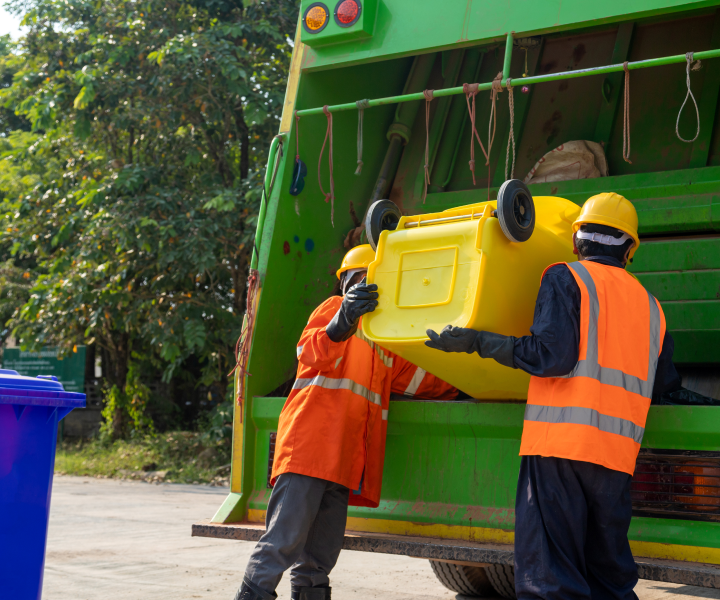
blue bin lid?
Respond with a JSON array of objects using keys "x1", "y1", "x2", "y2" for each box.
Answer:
[{"x1": 0, "y1": 369, "x2": 86, "y2": 408}]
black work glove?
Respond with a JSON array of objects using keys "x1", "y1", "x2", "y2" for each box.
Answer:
[
  {"x1": 326, "y1": 280, "x2": 379, "y2": 342},
  {"x1": 425, "y1": 326, "x2": 517, "y2": 369}
]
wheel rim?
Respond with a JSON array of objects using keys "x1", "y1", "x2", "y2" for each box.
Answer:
[{"x1": 513, "y1": 191, "x2": 533, "y2": 230}]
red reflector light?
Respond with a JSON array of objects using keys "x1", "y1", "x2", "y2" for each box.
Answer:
[
  {"x1": 337, "y1": 0, "x2": 359, "y2": 24},
  {"x1": 334, "y1": 0, "x2": 361, "y2": 27}
]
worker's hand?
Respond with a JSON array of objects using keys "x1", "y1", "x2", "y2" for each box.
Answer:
[
  {"x1": 424, "y1": 326, "x2": 479, "y2": 353},
  {"x1": 426, "y1": 327, "x2": 517, "y2": 369},
  {"x1": 326, "y1": 281, "x2": 379, "y2": 343}
]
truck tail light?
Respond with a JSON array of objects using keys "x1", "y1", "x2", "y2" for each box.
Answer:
[
  {"x1": 335, "y1": 0, "x2": 361, "y2": 27},
  {"x1": 631, "y1": 450, "x2": 720, "y2": 521},
  {"x1": 303, "y1": 3, "x2": 330, "y2": 33},
  {"x1": 674, "y1": 463, "x2": 720, "y2": 512}
]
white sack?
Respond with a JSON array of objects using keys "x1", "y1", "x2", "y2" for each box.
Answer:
[{"x1": 523, "y1": 140, "x2": 609, "y2": 185}]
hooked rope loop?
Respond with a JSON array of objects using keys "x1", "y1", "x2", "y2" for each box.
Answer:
[
  {"x1": 318, "y1": 105, "x2": 335, "y2": 226},
  {"x1": 422, "y1": 89, "x2": 434, "y2": 203},
  {"x1": 463, "y1": 83, "x2": 488, "y2": 186},
  {"x1": 622, "y1": 62, "x2": 632, "y2": 164},
  {"x1": 505, "y1": 78, "x2": 516, "y2": 181},
  {"x1": 676, "y1": 51, "x2": 701, "y2": 143},
  {"x1": 355, "y1": 99, "x2": 370, "y2": 175}
]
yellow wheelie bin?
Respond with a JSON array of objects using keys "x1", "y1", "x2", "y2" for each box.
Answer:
[{"x1": 363, "y1": 180, "x2": 580, "y2": 399}]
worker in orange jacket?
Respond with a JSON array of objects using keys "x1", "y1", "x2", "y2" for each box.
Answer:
[
  {"x1": 235, "y1": 244, "x2": 458, "y2": 600},
  {"x1": 426, "y1": 194, "x2": 681, "y2": 600}
]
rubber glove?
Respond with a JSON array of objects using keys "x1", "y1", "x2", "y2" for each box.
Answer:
[
  {"x1": 326, "y1": 280, "x2": 379, "y2": 342},
  {"x1": 425, "y1": 326, "x2": 517, "y2": 369}
]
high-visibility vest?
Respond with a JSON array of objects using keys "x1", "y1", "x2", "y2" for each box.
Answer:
[
  {"x1": 520, "y1": 260, "x2": 666, "y2": 475},
  {"x1": 272, "y1": 296, "x2": 458, "y2": 508}
]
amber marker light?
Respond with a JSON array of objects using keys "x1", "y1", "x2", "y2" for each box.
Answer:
[
  {"x1": 334, "y1": 0, "x2": 361, "y2": 27},
  {"x1": 303, "y1": 3, "x2": 329, "y2": 33}
]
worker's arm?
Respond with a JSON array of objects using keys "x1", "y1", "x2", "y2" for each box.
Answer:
[
  {"x1": 425, "y1": 264, "x2": 579, "y2": 376},
  {"x1": 391, "y1": 358, "x2": 459, "y2": 400},
  {"x1": 298, "y1": 283, "x2": 379, "y2": 371},
  {"x1": 652, "y1": 331, "x2": 682, "y2": 400},
  {"x1": 296, "y1": 298, "x2": 349, "y2": 372}
]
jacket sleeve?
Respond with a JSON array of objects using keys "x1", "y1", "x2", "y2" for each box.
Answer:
[
  {"x1": 297, "y1": 297, "x2": 348, "y2": 372},
  {"x1": 512, "y1": 264, "x2": 581, "y2": 377},
  {"x1": 651, "y1": 330, "x2": 682, "y2": 401},
  {"x1": 391, "y1": 356, "x2": 459, "y2": 399}
]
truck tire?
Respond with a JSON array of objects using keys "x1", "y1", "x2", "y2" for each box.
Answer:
[
  {"x1": 485, "y1": 564, "x2": 516, "y2": 599},
  {"x1": 428, "y1": 560, "x2": 495, "y2": 597}
]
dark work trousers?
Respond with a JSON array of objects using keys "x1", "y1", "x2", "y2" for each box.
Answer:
[
  {"x1": 243, "y1": 472, "x2": 349, "y2": 594},
  {"x1": 514, "y1": 456, "x2": 638, "y2": 600}
]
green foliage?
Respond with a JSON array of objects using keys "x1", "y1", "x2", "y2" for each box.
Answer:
[
  {"x1": 100, "y1": 364, "x2": 155, "y2": 439},
  {"x1": 0, "y1": 0, "x2": 299, "y2": 435},
  {"x1": 199, "y1": 397, "x2": 234, "y2": 444},
  {"x1": 55, "y1": 430, "x2": 232, "y2": 485}
]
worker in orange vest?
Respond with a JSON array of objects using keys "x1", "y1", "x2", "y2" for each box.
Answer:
[
  {"x1": 425, "y1": 194, "x2": 681, "y2": 600},
  {"x1": 235, "y1": 244, "x2": 459, "y2": 600}
]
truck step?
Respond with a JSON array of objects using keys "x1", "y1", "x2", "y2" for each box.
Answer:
[{"x1": 192, "y1": 521, "x2": 720, "y2": 588}]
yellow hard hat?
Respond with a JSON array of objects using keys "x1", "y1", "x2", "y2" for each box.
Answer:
[
  {"x1": 572, "y1": 192, "x2": 640, "y2": 259},
  {"x1": 336, "y1": 244, "x2": 375, "y2": 279}
]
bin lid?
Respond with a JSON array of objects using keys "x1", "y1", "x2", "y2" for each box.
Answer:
[{"x1": 0, "y1": 369, "x2": 86, "y2": 408}]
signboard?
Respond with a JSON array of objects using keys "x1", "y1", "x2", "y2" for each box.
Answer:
[{"x1": 2, "y1": 347, "x2": 86, "y2": 393}]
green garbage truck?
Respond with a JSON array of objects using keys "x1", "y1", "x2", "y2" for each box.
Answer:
[{"x1": 193, "y1": 0, "x2": 720, "y2": 592}]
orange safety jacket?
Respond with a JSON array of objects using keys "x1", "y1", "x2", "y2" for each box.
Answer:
[
  {"x1": 271, "y1": 296, "x2": 458, "y2": 507},
  {"x1": 520, "y1": 260, "x2": 666, "y2": 475}
]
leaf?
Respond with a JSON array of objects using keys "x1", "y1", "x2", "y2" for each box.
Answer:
[
  {"x1": 184, "y1": 320, "x2": 206, "y2": 351},
  {"x1": 73, "y1": 84, "x2": 96, "y2": 110}
]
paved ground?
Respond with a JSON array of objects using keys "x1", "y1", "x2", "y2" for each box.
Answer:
[{"x1": 44, "y1": 476, "x2": 720, "y2": 600}]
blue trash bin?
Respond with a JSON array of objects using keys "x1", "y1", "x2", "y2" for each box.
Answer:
[{"x1": 0, "y1": 369, "x2": 85, "y2": 600}]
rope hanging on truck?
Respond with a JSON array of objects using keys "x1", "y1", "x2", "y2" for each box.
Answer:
[
  {"x1": 676, "y1": 52, "x2": 701, "y2": 143},
  {"x1": 318, "y1": 105, "x2": 336, "y2": 225},
  {"x1": 505, "y1": 78, "x2": 516, "y2": 181},
  {"x1": 622, "y1": 62, "x2": 632, "y2": 164},
  {"x1": 463, "y1": 83, "x2": 489, "y2": 186},
  {"x1": 488, "y1": 72, "x2": 503, "y2": 199},
  {"x1": 355, "y1": 99, "x2": 370, "y2": 175},
  {"x1": 422, "y1": 89, "x2": 434, "y2": 203}
]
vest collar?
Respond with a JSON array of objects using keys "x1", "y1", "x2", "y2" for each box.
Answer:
[{"x1": 581, "y1": 256, "x2": 626, "y2": 269}]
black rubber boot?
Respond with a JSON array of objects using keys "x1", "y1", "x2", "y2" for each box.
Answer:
[
  {"x1": 233, "y1": 577, "x2": 277, "y2": 600},
  {"x1": 290, "y1": 585, "x2": 332, "y2": 600}
]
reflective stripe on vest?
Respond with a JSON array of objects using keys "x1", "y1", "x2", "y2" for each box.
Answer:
[
  {"x1": 293, "y1": 375, "x2": 383, "y2": 407},
  {"x1": 296, "y1": 345, "x2": 303, "y2": 358},
  {"x1": 403, "y1": 368, "x2": 427, "y2": 397},
  {"x1": 525, "y1": 261, "x2": 662, "y2": 445},
  {"x1": 355, "y1": 328, "x2": 394, "y2": 368},
  {"x1": 562, "y1": 262, "x2": 662, "y2": 399},
  {"x1": 524, "y1": 404, "x2": 644, "y2": 444}
]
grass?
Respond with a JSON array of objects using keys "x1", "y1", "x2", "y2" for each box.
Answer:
[{"x1": 55, "y1": 431, "x2": 232, "y2": 486}]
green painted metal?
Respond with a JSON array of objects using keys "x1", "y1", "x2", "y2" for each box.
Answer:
[
  {"x1": 245, "y1": 400, "x2": 720, "y2": 550},
  {"x1": 212, "y1": 1, "x2": 720, "y2": 569},
  {"x1": 592, "y1": 22, "x2": 635, "y2": 145},
  {"x1": 295, "y1": 48, "x2": 720, "y2": 117},
  {"x1": 300, "y1": 0, "x2": 720, "y2": 71},
  {"x1": 251, "y1": 135, "x2": 285, "y2": 271}
]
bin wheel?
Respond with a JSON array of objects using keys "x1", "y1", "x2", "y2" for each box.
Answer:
[
  {"x1": 496, "y1": 179, "x2": 535, "y2": 243},
  {"x1": 365, "y1": 199, "x2": 401, "y2": 250},
  {"x1": 428, "y1": 560, "x2": 495, "y2": 597},
  {"x1": 485, "y1": 564, "x2": 516, "y2": 599}
]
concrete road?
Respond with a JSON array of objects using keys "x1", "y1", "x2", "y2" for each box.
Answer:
[{"x1": 44, "y1": 476, "x2": 720, "y2": 600}]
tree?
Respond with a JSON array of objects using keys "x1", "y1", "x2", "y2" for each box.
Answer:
[{"x1": 0, "y1": 0, "x2": 299, "y2": 436}]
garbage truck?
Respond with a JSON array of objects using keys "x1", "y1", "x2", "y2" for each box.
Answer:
[{"x1": 193, "y1": 0, "x2": 720, "y2": 592}]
